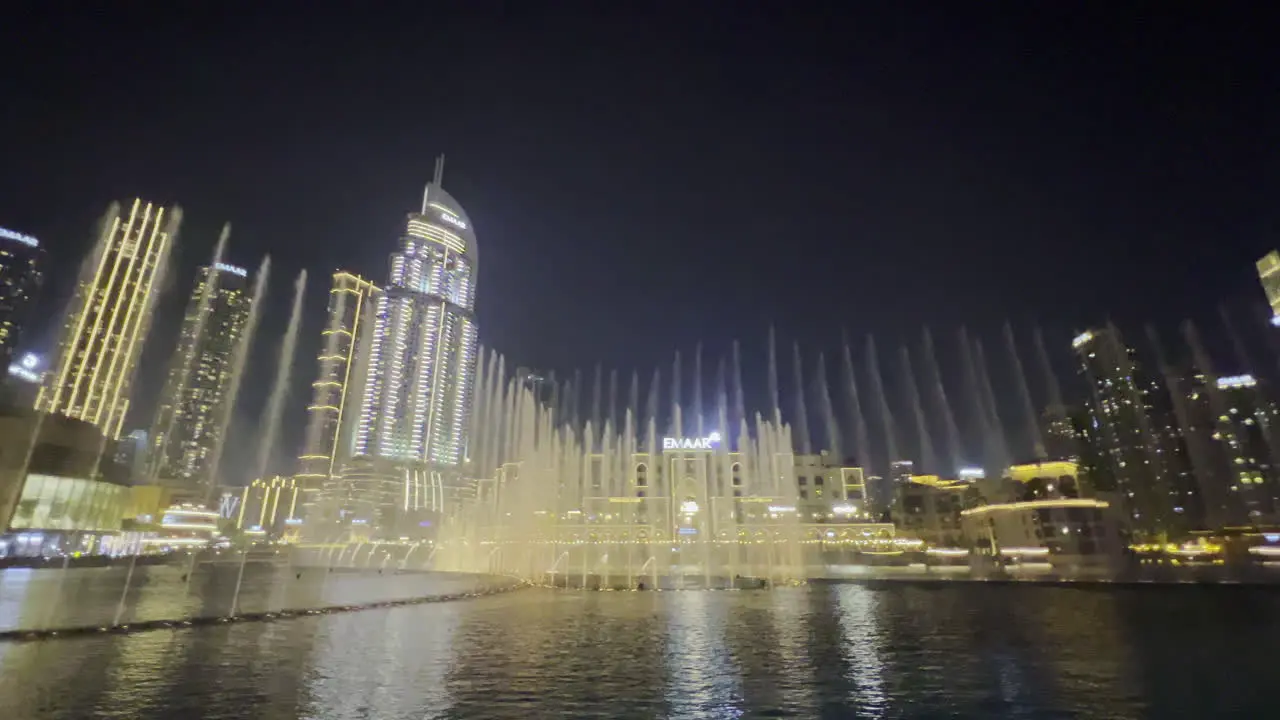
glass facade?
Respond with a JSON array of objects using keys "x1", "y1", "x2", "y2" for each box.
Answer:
[{"x1": 8, "y1": 473, "x2": 130, "y2": 532}]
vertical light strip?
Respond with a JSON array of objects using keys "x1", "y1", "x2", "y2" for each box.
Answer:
[
  {"x1": 237, "y1": 486, "x2": 249, "y2": 529},
  {"x1": 85, "y1": 202, "x2": 151, "y2": 422},
  {"x1": 97, "y1": 205, "x2": 165, "y2": 430},
  {"x1": 68, "y1": 201, "x2": 141, "y2": 416},
  {"x1": 328, "y1": 276, "x2": 366, "y2": 479},
  {"x1": 44, "y1": 212, "x2": 121, "y2": 413}
]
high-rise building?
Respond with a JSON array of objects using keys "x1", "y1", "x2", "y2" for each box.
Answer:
[
  {"x1": 146, "y1": 263, "x2": 252, "y2": 499},
  {"x1": 296, "y1": 271, "x2": 382, "y2": 515},
  {"x1": 37, "y1": 200, "x2": 181, "y2": 439},
  {"x1": 1256, "y1": 251, "x2": 1280, "y2": 324},
  {"x1": 351, "y1": 174, "x2": 478, "y2": 500},
  {"x1": 1072, "y1": 327, "x2": 1176, "y2": 539},
  {"x1": 1205, "y1": 374, "x2": 1280, "y2": 526},
  {"x1": 0, "y1": 227, "x2": 45, "y2": 373}
]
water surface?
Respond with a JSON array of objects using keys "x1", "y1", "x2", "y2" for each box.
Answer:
[{"x1": 1, "y1": 583, "x2": 1275, "y2": 718}]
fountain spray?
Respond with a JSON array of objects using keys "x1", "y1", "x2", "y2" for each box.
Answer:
[
  {"x1": 206, "y1": 256, "x2": 269, "y2": 502},
  {"x1": 1003, "y1": 322, "x2": 1046, "y2": 460},
  {"x1": 251, "y1": 269, "x2": 306, "y2": 485},
  {"x1": 148, "y1": 223, "x2": 230, "y2": 486},
  {"x1": 791, "y1": 342, "x2": 812, "y2": 454}
]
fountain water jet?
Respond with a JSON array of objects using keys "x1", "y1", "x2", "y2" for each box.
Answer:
[
  {"x1": 1003, "y1": 322, "x2": 1046, "y2": 460},
  {"x1": 921, "y1": 327, "x2": 963, "y2": 473},
  {"x1": 839, "y1": 332, "x2": 873, "y2": 475},
  {"x1": 899, "y1": 345, "x2": 936, "y2": 472},
  {"x1": 814, "y1": 352, "x2": 841, "y2": 461},
  {"x1": 251, "y1": 270, "x2": 306, "y2": 487},
  {"x1": 791, "y1": 342, "x2": 812, "y2": 454},
  {"x1": 206, "y1": 257, "x2": 270, "y2": 500}
]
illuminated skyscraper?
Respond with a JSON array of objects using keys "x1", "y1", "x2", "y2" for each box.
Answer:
[
  {"x1": 352, "y1": 164, "x2": 478, "y2": 509},
  {"x1": 147, "y1": 263, "x2": 253, "y2": 498},
  {"x1": 296, "y1": 271, "x2": 382, "y2": 514},
  {"x1": 0, "y1": 226, "x2": 45, "y2": 373},
  {"x1": 1256, "y1": 251, "x2": 1280, "y2": 324},
  {"x1": 1072, "y1": 327, "x2": 1177, "y2": 539},
  {"x1": 37, "y1": 200, "x2": 181, "y2": 439}
]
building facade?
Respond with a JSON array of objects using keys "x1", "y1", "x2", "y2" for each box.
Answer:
[
  {"x1": 37, "y1": 200, "x2": 181, "y2": 439},
  {"x1": 0, "y1": 227, "x2": 44, "y2": 373},
  {"x1": 1072, "y1": 327, "x2": 1176, "y2": 539},
  {"x1": 0, "y1": 409, "x2": 132, "y2": 557},
  {"x1": 147, "y1": 263, "x2": 252, "y2": 499},
  {"x1": 296, "y1": 271, "x2": 382, "y2": 522},
  {"x1": 335, "y1": 180, "x2": 478, "y2": 536},
  {"x1": 353, "y1": 185, "x2": 478, "y2": 468}
]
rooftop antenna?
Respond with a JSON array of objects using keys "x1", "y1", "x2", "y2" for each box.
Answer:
[{"x1": 422, "y1": 154, "x2": 446, "y2": 213}]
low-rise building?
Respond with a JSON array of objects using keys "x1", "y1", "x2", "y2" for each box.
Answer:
[
  {"x1": 893, "y1": 475, "x2": 979, "y2": 548},
  {"x1": 0, "y1": 408, "x2": 132, "y2": 557},
  {"x1": 961, "y1": 461, "x2": 1125, "y2": 571}
]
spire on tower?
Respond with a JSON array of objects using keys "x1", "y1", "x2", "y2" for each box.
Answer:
[{"x1": 423, "y1": 154, "x2": 447, "y2": 213}]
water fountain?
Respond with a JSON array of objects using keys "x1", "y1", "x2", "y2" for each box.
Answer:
[
  {"x1": 432, "y1": 343, "x2": 888, "y2": 590},
  {"x1": 251, "y1": 269, "x2": 307, "y2": 487}
]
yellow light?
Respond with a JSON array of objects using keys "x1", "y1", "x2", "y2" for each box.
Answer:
[{"x1": 960, "y1": 499, "x2": 1109, "y2": 517}]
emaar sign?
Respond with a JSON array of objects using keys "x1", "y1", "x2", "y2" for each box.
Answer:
[
  {"x1": 438, "y1": 211, "x2": 467, "y2": 231},
  {"x1": 662, "y1": 431, "x2": 721, "y2": 451}
]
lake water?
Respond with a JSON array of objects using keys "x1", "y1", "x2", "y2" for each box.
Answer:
[{"x1": 1, "y1": 582, "x2": 1276, "y2": 718}]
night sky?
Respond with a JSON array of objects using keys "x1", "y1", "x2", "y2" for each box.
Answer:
[{"x1": 1, "y1": 4, "x2": 1276, "y2": 478}]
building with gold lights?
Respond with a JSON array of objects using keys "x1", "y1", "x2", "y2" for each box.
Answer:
[
  {"x1": 961, "y1": 460, "x2": 1124, "y2": 570},
  {"x1": 296, "y1": 271, "x2": 382, "y2": 524},
  {"x1": 235, "y1": 476, "x2": 300, "y2": 538},
  {"x1": 36, "y1": 199, "x2": 182, "y2": 439},
  {"x1": 147, "y1": 263, "x2": 253, "y2": 500},
  {"x1": 1256, "y1": 251, "x2": 1280, "y2": 324}
]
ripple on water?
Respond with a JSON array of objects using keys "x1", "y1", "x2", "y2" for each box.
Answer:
[{"x1": 2, "y1": 584, "x2": 1279, "y2": 719}]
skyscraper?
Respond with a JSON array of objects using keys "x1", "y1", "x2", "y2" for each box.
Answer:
[
  {"x1": 1256, "y1": 251, "x2": 1280, "y2": 323},
  {"x1": 1072, "y1": 327, "x2": 1176, "y2": 539},
  {"x1": 351, "y1": 165, "x2": 479, "y2": 518},
  {"x1": 37, "y1": 200, "x2": 181, "y2": 439},
  {"x1": 0, "y1": 226, "x2": 45, "y2": 373},
  {"x1": 296, "y1": 271, "x2": 382, "y2": 515},
  {"x1": 147, "y1": 262, "x2": 253, "y2": 499}
]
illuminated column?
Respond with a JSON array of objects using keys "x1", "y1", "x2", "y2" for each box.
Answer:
[
  {"x1": 296, "y1": 271, "x2": 382, "y2": 512},
  {"x1": 37, "y1": 199, "x2": 181, "y2": 439}
]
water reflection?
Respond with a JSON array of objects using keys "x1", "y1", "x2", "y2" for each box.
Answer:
[
  {"x1": 2, "y1": 585, "x2": 1279, "y2": 719},
  {"x1": 663, "y1": 591, "x2": 741, "y2": 718},
  {"x1": 835, "y1": 585, "x2": 888, "y2": 716}
]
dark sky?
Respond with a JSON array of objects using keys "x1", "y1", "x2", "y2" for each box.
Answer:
[{"x1": 1, "y1": 3, "x2": 1276, "y2": 476}]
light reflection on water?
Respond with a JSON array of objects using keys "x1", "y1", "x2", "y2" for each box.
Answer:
[
  {"x1": 836, "y1": 581, "x2": 887, "y2": 716},
  {"x1": 2, "y1": 583, "x2": 1279, "y2": 719}
]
